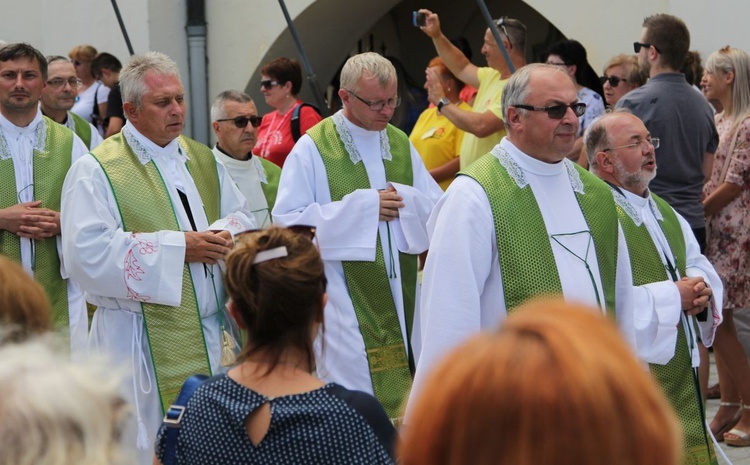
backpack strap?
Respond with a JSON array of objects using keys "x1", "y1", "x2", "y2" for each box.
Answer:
[
  {"x1": 162, "y1": 374, "x2": 209, "y2": 465},
  {"x1": 291, "y1": 103, "x2": 321, "y2": 142}
]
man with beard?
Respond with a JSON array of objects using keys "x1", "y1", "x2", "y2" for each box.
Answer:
[
  {"x1": 616, "y1": 14, "x2": 718, "y2": 252},
  {"x1": 0, "y1": 43, "x2": 89, "y2": 357},
  {"x1": 587, "y1": 110, "x2": 721, "y2": 465},
  {"x1": 40, "y1": 56, "x2": 102, "y2": 149},
  {"x1": 210, "y1": 90, "x2": 280, "y2": 228},
  {"x1": 411, "y1": 64, "x2": 636, "y2": 409}
]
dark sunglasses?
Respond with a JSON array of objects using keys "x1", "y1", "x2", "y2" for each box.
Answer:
[
  {"x1": 260, "y1": 79, "x2": 280, "y2": 89},
  {"x1": 633, "y1": 42, "x2": 661, "y2": 54},
  {"x1": 600, "y1": 75, "x2": 628, "y2": 87},
  {"x1": 216, "y1": 115, "x2": 263, "y2": 128},
  {"x1": 235, "y1": 225, "x2": 317, "y2": 243},
  {"x1": 513, "y1": 103, "x2": 587, "y2": 119}
]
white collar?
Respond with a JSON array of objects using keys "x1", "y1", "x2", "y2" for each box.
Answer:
[
  {"x1": 122, "y1": 121, "x2": 185, "y2": 165},
  {"x1": 612, "y1": 187, "x2": 664, "y2": 226},
  {"x1": 0, "y1": 110, "x2": 47, "y2": 160},
  {"x1": 212, "y1": 145, "x2": 267, "y2": 184},
  {"x1": 332, "y1": 110, "x2": 392, "y2": 164},
  {"x1": 494, "y1": 138, "x2": 584, "y2": 193}
]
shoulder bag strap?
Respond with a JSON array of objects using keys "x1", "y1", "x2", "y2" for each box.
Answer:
[{"x1": 162, "y1": 374, "x2": 209, "y2": 465}]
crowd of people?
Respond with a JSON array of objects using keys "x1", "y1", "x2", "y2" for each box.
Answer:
[{"x1": 1, "y1": 9, "x2": 749, "y2": 465}]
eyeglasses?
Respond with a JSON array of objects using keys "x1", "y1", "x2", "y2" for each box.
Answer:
[
  {"x1": 216, "y1": 115, "x2": 263, "y2": 128},
  {"x1": 46, "y1": 77, "x2": 82, "y2": 89},
  {"x1": 260, "y1": 79, "x2": 280, "y2": 89},
  {"x1": 633, "y1": 42, "x2": 661, "y2": 54},
  {"x1": 600, "y1": 75, "x2": 627, "y2": 87},
  {"x1": 513, "y1": 103, "x2": 587, "y2": 119},
  {"x1": 345, "y1": 89, "x2": 401, "y2": 111},
  {"x1": 495, "y1": 17, "x2": 514, "y2": 49},
  {"x1": 604, "y1": 137, "x2": 660, "y2": 152}
]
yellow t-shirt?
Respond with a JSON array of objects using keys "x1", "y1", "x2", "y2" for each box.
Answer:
[
  {"x1": 409, "y1": 101, "x2": 472, "y2": 190},
  {"x1": 459, "y1": 67, "x2": 508, "y2": 169}
]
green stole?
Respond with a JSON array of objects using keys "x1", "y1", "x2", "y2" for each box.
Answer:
[
  {"x1": 90, "y1": 132, "x2": 220, "y2": 413},
  {"x1": 0, "y1": 116, "x2": 73, "y2": 338},
  {"x1": 461, "y1": 150, "x2": 618, "y2": 315},
  {"x1": 69, "y1": 112, "x2": 92, "y2": 149},
  {"x1": 258, "y1": 156, "x2": 281, "y2": 211},
  {"x1": 307, "y1": 118, "x2": 417, "y2": 423},
  {"x1": 615, "y1": 191, "x2": 716, "y2": 465}
]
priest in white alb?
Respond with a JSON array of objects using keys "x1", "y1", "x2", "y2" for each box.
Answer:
[
  {"x1": 410, "y1": 64, "x2": 638, "y2": 412},
  {"x1": 61, "y1": 52, "x2": 255, "y2": 464},
  {"x1": 273, "y1": 52, "x2": 443, "y2": 423},
  {"x1": 587, "y1": 110, "x2": 721, "y2": 464}
]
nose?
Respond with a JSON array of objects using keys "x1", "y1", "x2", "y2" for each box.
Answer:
[{"x1": 603, "y1": 79, "x2": 612, "y2": 90}]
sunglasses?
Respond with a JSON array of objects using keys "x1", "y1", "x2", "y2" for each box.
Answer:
[
  {"x1": 513, "y1": 103, "x2": 587, "y2": 119},
  {"x1": 235, "y1": 225, "x2": 317, "y2": 243},
  {"x1": 260, "y1": 79, "x2": 280, "y2": 89},
  {"x1": 633, "y1": 42, "x2": 661, "y2": 54},
  {"x1": 600, "y1": 75, "x2": 628, "y2": 87},
  {"x1": 216, "y1": 115, "x2": 263, "y2": 128}
]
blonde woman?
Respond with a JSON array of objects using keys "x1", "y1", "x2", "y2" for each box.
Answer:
[{"x1": 702, "y1": 45, "x2": 750, "y2": 447}]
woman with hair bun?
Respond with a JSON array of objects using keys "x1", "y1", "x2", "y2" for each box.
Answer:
[{"x1": 154, "y1": 226, "x2": 396, "y2": 464}]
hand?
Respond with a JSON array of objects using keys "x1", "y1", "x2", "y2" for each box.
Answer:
[
  {"x1": 425, "y1": 66, "x2": 446, "y2": 105},
  {"x1": 0, "y1": 201, "x2": 60, "y2": 239},
  {"x1": 184, "y1": 231, "x2": 233, "y2": 264},
  {"x1": 676, "y1": 276, "x2": 712, "y2": 315},
  {"x1": 18, "y1": 208, "x2": 60, "y2": 239},
  {"x1": 419, "y1": 9, "x2": 442, "y2": 38},
  {"x1": 379, "y1": 186, "x2": 404, "y2": 222}
]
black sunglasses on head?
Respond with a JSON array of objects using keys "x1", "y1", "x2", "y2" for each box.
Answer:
[
  {"x1": 513, "y1": 103, "x2": 586, "y2": 119},
  {"x1": 216, "y1": 115, "x2": 263, "y2": 128},
  {"x1": 600, "y1": 75, "x2": 628, "y2": 87}
]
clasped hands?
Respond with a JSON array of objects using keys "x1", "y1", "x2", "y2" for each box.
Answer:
[
  {"x1": 676, "y1": 276, "x2": 713, "y2": 315},
  {"x1": 0, "y1": 201, "x2": 60, "y2": 239}
]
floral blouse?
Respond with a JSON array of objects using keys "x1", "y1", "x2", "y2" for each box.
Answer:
[{"x1": 704, "y1": 116, "x2": 750, "y2": 309}]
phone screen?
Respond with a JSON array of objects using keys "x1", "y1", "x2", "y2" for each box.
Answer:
[{"x1": 413, "y1": 11, "x2": 426, "y2": 27}]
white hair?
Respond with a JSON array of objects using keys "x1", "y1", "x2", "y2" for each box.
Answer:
[
  {"x1": 120, "y1": 51, "x2": 181, "y2": 108},
  {"x1": 0, "y1": 340, "x2": 129, "y2": 465},
  {"x1": 339, "y1": 52, "x2": 396, "y2": 92}
]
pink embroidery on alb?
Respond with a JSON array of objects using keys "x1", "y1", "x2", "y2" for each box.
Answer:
[
  {"x1": 226, "y1": 215, "x2": 241, "y2": 230},
  {"x1": 123, "y1": 234, "x2": 156, "y2": 302}
]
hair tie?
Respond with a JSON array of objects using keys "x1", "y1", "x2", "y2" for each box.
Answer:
[{"x1": 252, "y1": 246, "x2": 288, "y2": 264}]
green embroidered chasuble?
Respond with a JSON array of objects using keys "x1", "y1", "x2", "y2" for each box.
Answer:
[
  {"x1": 0, "y1": 116, "x2": 73, "y2": 338},
  {"x1": 258, "y1": 156, "x2": 281, "y2": 211},
  {"x1": 90, "y1": 132, "x2": 221, "y2": 413},
  {"x1": 615, "y1": 191, "x2": 716, "y2": 465},
  {"x1": 307, "y1": 118, "x2": 418, "y2": 423},
  {"x1": 69, "y1": 112, "x2": 92, "y2": 149},
  {"x1": 461, "y1": 149, "x2": 618, "y2": 316}
]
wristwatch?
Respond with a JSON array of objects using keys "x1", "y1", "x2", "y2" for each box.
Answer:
[{"x1": 437, "y1": 97, "x2": 451, "y2": 112}]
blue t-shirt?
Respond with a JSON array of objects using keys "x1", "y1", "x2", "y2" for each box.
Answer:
[{"x1": 155, "y1": 375, "x2": 396, "y2": 464}]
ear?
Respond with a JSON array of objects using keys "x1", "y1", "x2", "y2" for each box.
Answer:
[
  {"x1": 123, "y1": 102, "x2": 138, "y2": 123},
  {"x1": 506, "y1": 106, "x2": 523, "y2": 130},
  {"x1": 596, "y1": 151, "x2": 615, "y2": 174},
  {"x1": 317, "y1": 292, "x2": 328, "y2": 323},
  {"x1": 227, "y1": 300, "x2": 246, "y2": 330},
  {"x1": 724, "y1": 70, "x2": 735, "y2": 86},
  {"x1": 568, "y1": 64, "x2": 577, "y2": 78},
  {"x1": 283, "y1": 80, "x2": 293, "y2": 94},
  {"x1": 212, "y1": 120, "x2": 221, "y2": 135},
  {"x1": 338, "y1": 88, "x2": 349, "y2": 104}
]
